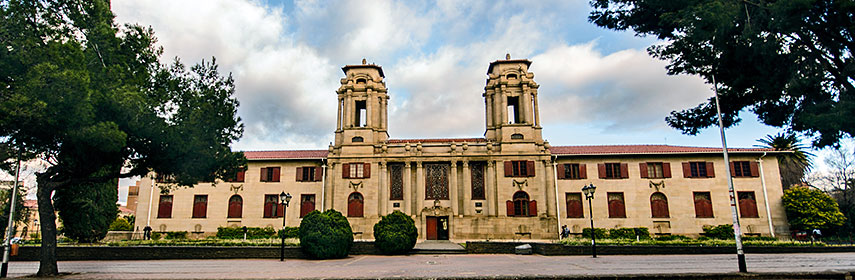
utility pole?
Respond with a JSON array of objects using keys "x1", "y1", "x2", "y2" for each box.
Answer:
[{"x1": 1, "y1": 146, "x2": 23, "y2": 277}]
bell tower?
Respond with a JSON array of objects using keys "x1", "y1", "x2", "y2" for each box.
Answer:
[
  {"x1": 333, "y1": 59, "x2": 389, "y2": 152},
  {"x1": 483, "y1": 55, "x2": 543, "y2": 147}
]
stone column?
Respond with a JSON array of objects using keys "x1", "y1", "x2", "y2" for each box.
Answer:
[
  {"x1": 378, "y1": 162, "x2": 386, "y2": 216},
  {"x1": 366, "y1": 89, "x2": 373, "y2": 127},
  {"x1": 382, "y1": 97, "x2": 388, "y2": 130},
  {"x1": 462, "y1": 161, "x2": 471, "y2": 215},
  {"x1": 416, "y1": 161, "x2": 425, "y2": 216},
  {"x1": 485, "y1": 91, "x2": 493, "y2": 129},
  {"x1": 344, "y1": 90, "x2": 353, "y2": 128},
  {"x1": 533, "y1": 92, "x2": 540, "y2": 127},
  {"x1": 449, "y1": 160, "x2": 459, "y2": 216},
  {"x1": 326, "y1": 163, "x2": 336, "y2": 210},
  {"x1": 336, "y1": 97, "x2": 342, "y2": 130},
  {"x1": 499, "y1": 87, "x2": 507, "y2": 125},
  {"x1": 403, "y1": 162, "x2": 412, "y2": 216},
  {"x1": 486, "y1": 160, "x2": 497, "y2": 216},
  {"x1": 539, "y1": 160, "x2": 555, "y2": 217},
  {"x1": 522, "y1": 90, "x2": 532, "y2": 124}
]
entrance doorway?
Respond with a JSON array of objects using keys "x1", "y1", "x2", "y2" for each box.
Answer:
[{"x1": 426, "y1": 216, "x2": 449, "y2": 240}]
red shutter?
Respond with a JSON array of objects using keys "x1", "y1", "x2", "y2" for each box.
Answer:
[
  {"x1": 314, "y1": 167, "x2": 323, "y2": 181},
  {"x1": 528, "y1": 200, "x2": 537, "y2": 217},
  {"x1": 272, "y1": 167, "x2": 280, "y2": 182},
  {"x1": 663, "y1": 163, "x2": 671, "y2": 178},
  {"x1": 682, "y1": 162, "x2": 691, "y2": 178},
  {"x1": 651, "y1": 197, "x2": 669, "y2": 218},
  {"x1": 342, "y1": 163, "x2": 350, "y2": 178},
  {"x1": 579, "y1": 164, "x2": 587, "y2": 179},
  {"x1": 296, "y1": 167, "x2": 304, "y2": 182},
  {"x1": 276, "y1": 203, "x2": 285, "y2": 217},
  {"x1": 729, "y1": 162, "x2": 736, "y2": 176},
  {"x1": 506, "y1": 201, "x2": 514, "y2": 217},
  {"x1": 620, "y1": 163, "x2": 629, "y2": 178},
  {"x1": 263, "y1": 200, "x2": 274, "y2": 218},
  {"x1": 504, "y1": 161, "x2": 513, "y2": 177},
  {"x1": 706, "y1": 162, "x2": 715, "y2": 178},
  {"x1": 567, "y1": 197, "x2": 583, "y2": 218},
  {"x1": 260, "y1": 168, "x2": 268, "y2": 182},
  {"x1": 364, "y1": 162, "x2": 371, "y2": 178},
  {"x1": 750, "y1": 161, "x2": 759, "y2": 177},
  {"x1": 526, "y1": 161, "x2": 535, "y2": 177},
  {"x1": 236, "y1": 170, "x2": 245, "y2": 182},
  {"x1": 557, "y1": 164, "x2": 566, "y2": 179},
  {"x1": 228, "y1": 197, "x2": 242, "y2": 218},
  {"x1": 598, "y1": 164, "x2": 606, "y2": 179},
  {"x1": 639, "y1": 163, "x2": 649, "y2": 178},
  {"x1": 300, "y1": 198, "x2": 314, "y2": 218}
]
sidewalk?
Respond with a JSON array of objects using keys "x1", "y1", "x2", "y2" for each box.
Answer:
[{"x1": 6, "y1": 253, "x2": 855, "y2": 279}]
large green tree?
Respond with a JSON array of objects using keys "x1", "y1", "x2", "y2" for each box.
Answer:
[
  {"x1": 589, "y1": 0, "x2": 854, "y2": 148},
  {"x1": 0, "y1": 185, "x2": 28, "y2": 240},
  {"x1": 53, "y1": 166, "x2": 118, "y2": 243},
  {"x1": 0, "y1": 0, "x2": 244, "y2": 276},
  {"x1": 756, "y1": 132, "x2": 814, "y2": 189},
  {"x1": 782, "y1": 187, "x2": 845, "y2": 231}
]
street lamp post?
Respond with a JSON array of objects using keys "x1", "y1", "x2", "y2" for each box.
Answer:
[
  {"x1": 279, "y1": 192, "x2": 292, "y2": 262},
  {"x1": 582, "y1": 183, "x2": 597, "y2": 258}
]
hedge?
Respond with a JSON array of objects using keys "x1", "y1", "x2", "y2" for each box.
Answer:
[{"x1": 374, "y1": 211, "x2": 418, "y2": 254}]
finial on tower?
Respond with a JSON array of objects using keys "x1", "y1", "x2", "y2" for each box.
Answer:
[
  {"x1": 505, "y1": 53, "x2": 511, "y2": 60},
  {"x1": 362, "y1": 58, "x2": 367, "y2": 65}
]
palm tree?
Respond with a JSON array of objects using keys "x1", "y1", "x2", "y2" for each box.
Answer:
[{"x1": 756, "y1": 133, "x2": 815, "y2": 189}]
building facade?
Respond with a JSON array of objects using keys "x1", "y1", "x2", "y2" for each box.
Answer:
[{"x1": 131, "y1": 57, "x2": 790, "y2": 240}]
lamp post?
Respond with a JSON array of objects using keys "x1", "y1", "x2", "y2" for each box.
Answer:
[
  {"x1": 279, "y1": 192, "x2": 292, "y2": 262},
  {"x1": 582, "y1": 183, "x2": 597, "y2": 258}
]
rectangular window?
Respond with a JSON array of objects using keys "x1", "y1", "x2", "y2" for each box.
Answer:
[
  {"x1": 565, "y1": 192, "x2": 583, "y2": 218},
  {"x1": 192, "y1": 195, "x2": 207, "y2": 218},
  {"x1": 343, "y1": 163, "x2": 370, "y2": 179},
  {"x1": 599, "y1": 163, "x2": 627, "y2": 179},
  {"x1": 296, "y1": 166, "x2": 321, "y2": 182},
  {"x1": 300, "y1": 194, "x2": 316, "y2": 218},
  {"x1": 559, "y1": 163, "x2": 586, "y2": 180},
  {"x1": 738, "y1": 191, "x2": 759, "y2": 218},
  {"x1": 425, "y1": 163, "x2": 450, "y2": 200},
  {"x1": 640, "y1": 162, "x2": 670, "y2": 178},
  {"x1": 224, "y1": 169, "x2": 246, "y2": 182},
  {"x1": 507, "y1": 96, "x2": 520, "y2": 124},
  {"x1": 157, "y1": 195, "x2": 173, "y2": 218},
  {"x1": 355, "y1": 100, "x2": 367, "y2": 127},
  {"x1": 263, "y1": 195, "x2": 283, "y2": 218},
  {"x1": 389, "y1": 163, "x2": 404, "y2": 200},
  {"x1": 260, "y1": 167, "x2": 281, "y2": 182},
  {"x1": 731, "y1": 161, "x2": 758, "y2": 177},
  {"x1": 504, "y1": 160, "x2": 535, "y2": 177},
  {"x1": 693, "y1": 192, "x2": 713, "y2": 218},
  {"x1": 683, "y1": 162, "x2": 714, "y2": 178},
  {"x1": 470, "y1": 162, "x2": 486, "y2": 200},
  {"x1": 607, "y1": 192, "x2": 626, "y2": 218}
]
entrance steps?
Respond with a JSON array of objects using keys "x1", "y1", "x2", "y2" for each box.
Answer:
[{"x1": 412, "y1": 240, "x2": 466, "y2": 254}]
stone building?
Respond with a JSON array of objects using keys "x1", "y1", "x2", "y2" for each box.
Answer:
[{"x1": 131, "y1": 57, "x2": 790, "y2": 240}]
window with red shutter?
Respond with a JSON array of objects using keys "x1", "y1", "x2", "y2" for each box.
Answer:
[
  {"x1": 505, "y1": 160, "x2": 535, "y2": 177},
  {"x1": 693, "y1": 192, "x2": 713, "y2": 218},
  {"x1": 650, "y1": 192, "x2": 669, "y2": 218},
  {"x1": 686, "y1": 162, "x2": 712, "y2": 178},
  {"x1": 528, "y1": 200, "x2": 537, "y2": 217},
  {"x1": 300, "y1": 194, "x2": 315, "y2": 218},
  {"x1": 510, "y1": 191, "x2": 530, "y2": 217},
  {"x1": 260, "y1": 167, "x2": 269, "y2": 182},
  {"x1": 342, "y1": 163, "x2": 350, "y2": 179},
  {"x1": 228, "y1": 195, "x2": 242, "y2": 218},
  {"x1": 263, "y1": 195, "x2": 277, "y2": 218},
  {"x1": 738, "y1": 191, "x2": 759, "y2": 218},
  {"x1": 347, "y1": 192, "x2": 364, "y2": 217},
  {"x1": 157, "y1": 195, "x2": 173, "y2": 218},
  {"x1": 271, "y1": 167, "x2": 280, "y2": 182},
  {"x1": 607, "y1": 192, "x2": 626, "y2": 218},
  {"x1": 314, "y1": 167, "x2": 323, "y2": 181},
  {"x1": 192, "y1": 195, "x2": 207, "y2": 218},
  {"x1": 602, "y1": 163, "x2": 624, "y2": 179},
  {"x1": 296, "y1": 167, "x2": 304, "y2": 182},
  {"x1": 566, "y1": 193, "x2": 583, "y2": 218}
]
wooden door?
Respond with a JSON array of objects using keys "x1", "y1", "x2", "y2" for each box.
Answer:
[{"x1": 426, "y1": 216, "x2": 438, "y2": 240}]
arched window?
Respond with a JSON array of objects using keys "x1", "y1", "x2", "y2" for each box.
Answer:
[
  {"x1": 348, "y1": 192, "x2": 364, "y2": 217},
  {"x1": 228, "y1": 195, "x2": 243, "y2": 218},
  {"x1": 650, "y1": 192, "x2": 669, "y2": 218},
  {"x1": 511, "y1": 133, "x2": 524, "y2": 140},
  {"x1": 507, "y1": 74, "x2": 518, "y2": 79},
  {"x1": 356, "y1": 78, "x2": 367, "y2": 84},
  {"x1": 352, "y1": 136, "x2": 364, "y2": 142},
  {"x1": 507, "y1": 191, "x2": 536, "y2": 217}
]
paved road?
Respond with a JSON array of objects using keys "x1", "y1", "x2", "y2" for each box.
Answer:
[{"x1": 6, "y1": 253, "x2": 855, "y2": 279}]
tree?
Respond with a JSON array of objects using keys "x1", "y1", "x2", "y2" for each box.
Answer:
[
  {"x1": 810, "y1": 144, "x2": 855, "y2": 235},
  {"x1": 781, "y1": 187, "x2": 845, "y2": 231},
  {"x1": 53, "y1": 166, "x2": 118, "y2": 243},
  {"x1": 108, "y1": 217, "x2": 131, "y2": 231},
  {"x1": 756, "y1": 132, "x2": 815, "y2": 189},
  {"x1": 0, "y1": 185, "x2": 28, "y2": 240},
  {"x1": 0, "y1": 1, "x2": 244, "y2": 275},
  {"x1": 298, "y1": 210, "x2": 353, "y2": 259},
  {"x1": 589, "y1": 0, "x2": 855, "y2": 148},
  {"x1": 373, "y1": 211, "x2": 417, "y2": 255}
]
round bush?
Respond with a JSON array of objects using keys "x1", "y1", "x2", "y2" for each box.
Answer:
[
  {"x1": 373, "y1": 211, "x2": 417, "y2": 254},
  {"x1": 298, "y1": 209, "x2": 353, "y2": 259}
]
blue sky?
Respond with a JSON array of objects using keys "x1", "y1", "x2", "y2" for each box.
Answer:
[{"x1": 112, "y1": 0, "x2": 781, "y2": 152}]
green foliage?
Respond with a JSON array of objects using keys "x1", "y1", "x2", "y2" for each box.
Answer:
[
  {"x1": 743, "y1": 236, "x2": 777, "y2": 242},
  {"x1": 703, "y1": 224, "x2": 735, "y2": 240},
  {"x1": 756, "y1": 133, "x2": 814, "y2": 188},
  {"x1": 54, "y1": 167, "x2": 118, "y2": 243},
  {"x1": 654, "y1": 235, "x2": 691, "y2": 241},
  {"x1": 609, "y1": 227, "x2": 650, "y2": 239},
  {"x1": 561, "y1": 237, "x2": 816, "y2": 247},
  {"x1": 151, "y1": 232, "x2": 163, "y2": 240},
  {"x1": 298, "y1": 209, "x2": 353, "y2": 259},
  {"x1": 216, "y1": 226, "x2": 284, "y2": 239},
  {"x1": 278, "y1": 227, "x2": 299, "y2": 239},
  {"x1": 581, "y1": 228, "x2": 608, "y2": 239},
  {"x1": 0, "y1": 187, "x2": 29, "y2": 240},
  {"x1": 108, "y1": 218, "x2": 132, "y2": 231},
  {"x1": 782, "y1": 187, "x2": 846, "y2": 231},
  {"x1": 164, "y1": 231, "x2": 188, "y2": 240},
  {"x1": 589, "y1": 0, "x2": 855, "y2": 148},
  {"x1": 373, "y1": 211, "x2": 417, "y2": 255}
]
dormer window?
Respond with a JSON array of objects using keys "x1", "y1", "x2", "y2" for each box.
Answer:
[
  {"x1": 507, "y1": 74, "x2": 518, "y2": 79},
  {"x1": 356, "y1": 78, "x2": 367, "y2": 84}
]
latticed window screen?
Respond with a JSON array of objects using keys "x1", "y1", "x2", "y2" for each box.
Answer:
[
  {"x1": 425, "y1": 163, "x2": 449, "y2": 200},
  {"x1": 470, "y1": 162, "x2": 485, "y2": 200},
  {"x1": 389, "y1": 164, "x2": 404, "y2": 200}
]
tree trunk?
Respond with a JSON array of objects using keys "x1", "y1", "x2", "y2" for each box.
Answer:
[{"x1": 35, "y1": 174, "x2": 59, "y2": 276}]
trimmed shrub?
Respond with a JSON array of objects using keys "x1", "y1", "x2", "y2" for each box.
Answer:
[
  {"x1": 278, "y1": 227, "x2": 299, "y2": 239},
  {"x1": 165, "y1": 231, "x2": 188, "y2": 240},
  {"x1": 299, "y1": 209, "x2": 353, "y2": 259},
  {"x1": 151, "y1": 232, "x2": 163, "y2": 240},
  {"x1": 581, "y1": 228, "x2": 608, "y2": 239},
  {"x1": 743, "y1": 236, "x2": 777, "y2": 241},
  {"x1": 703, "y1": 224, "x2": 735, "y2": 240},
  {"x1": 108, "y1": 218, "x2": 132, "y2": 231},
  {"x1": 373, "y1": 211, "x2": 417, "y2": 254},
  {"x1": 217, "y1": 226, "x2": 281, "y2": 239},
  {"x1": 654, "y1": 234, "x2": 690, "y2": 241}
]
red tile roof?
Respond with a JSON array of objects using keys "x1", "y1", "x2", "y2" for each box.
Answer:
[
  {"x1": 550, "y1": 145, "x2": 776, "y2": 156},
  {"x1": 244, "y1": 150, "x2": 328, "y2": 160},
  {"x1": 23, "y1": 200, "x2": 37, "y2": 208},
  {"x1": 386, "y1": 138, "x2": 487, "y2": 143}
]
